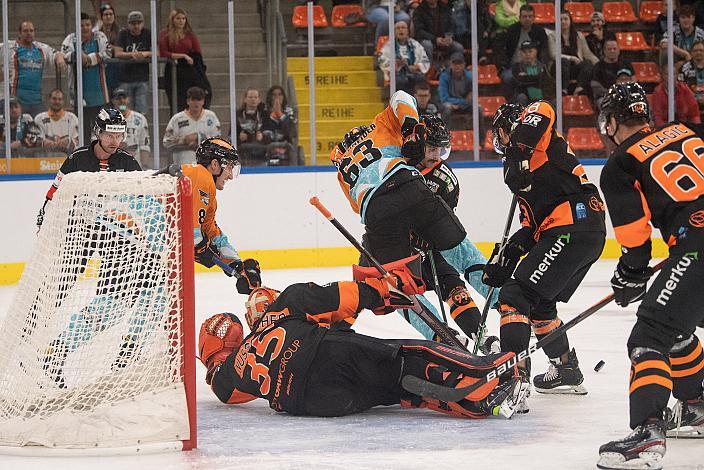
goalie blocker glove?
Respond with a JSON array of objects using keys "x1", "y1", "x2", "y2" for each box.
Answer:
[
  {"x1": 611, "y1": 260, "x2": 653, "y2": 307},
  {"x1": 364, "y1": 266, "x2": 426, "y2": 315}
]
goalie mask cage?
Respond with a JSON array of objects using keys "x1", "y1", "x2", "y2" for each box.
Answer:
[{"x1": 0, "y1": 171, "x2": 196, "y2": 454}]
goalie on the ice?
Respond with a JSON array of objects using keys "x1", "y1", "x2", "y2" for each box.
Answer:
[{"x1": 199, "y1": 256, "x2": 528, "y2": 419}]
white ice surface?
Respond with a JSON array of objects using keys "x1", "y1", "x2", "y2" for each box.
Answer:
[{"x1": 0, "y1": 261, "x2": 702, "y2": 470}]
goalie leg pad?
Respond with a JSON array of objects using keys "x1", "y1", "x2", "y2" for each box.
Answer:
[{"x1": 199, "y1": 313, "x2": 244, "y2": 384}]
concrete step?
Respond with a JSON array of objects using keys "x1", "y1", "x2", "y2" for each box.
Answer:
[
  {"x1": 297, "y1": 102, "x2": 382, "y2": 121},
  {"x1": 299, "y1": 119, "x2": 372, "y2": 136},
  {"x1": 287, "y1": 56, "x2": 375, "y2": 73},
  {"x1": 295, "y1": 87, "x2": 382, "y2": 103},
  {"x1": 204, "y1": 56, "x2": 269, "y2": 73},
  {"x1": 290, "y1": 70, "x2": 377, "y2": 88},
  {"x1": 202, "y1": 40, "x2": 268, "y2": 58},
  {"x1": 208, "y1": 72, "x2": 269, "y2": 91}
]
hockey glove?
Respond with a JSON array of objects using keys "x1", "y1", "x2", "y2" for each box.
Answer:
[
  {"x1": 482, "y1": 240, "x2": 525, "y2": 288},
  {"x1": 611, "y1": 260, "x2": 653, "y2": 307},
  {"x1": 233, "y1": 258, "x2": 262, "y2": 295},
  {"x1": 194, "y1": 239, "x2": 218, "y2": 268},
  {"x1": 401, "y1": 122, "x2": 426, "y2": 167},
  {"x1": 503, "y1": 146, "x2": 532, "y2": 193},
  {"x1": 365, "y1": 267, "x2": 426, "y2": 315}
]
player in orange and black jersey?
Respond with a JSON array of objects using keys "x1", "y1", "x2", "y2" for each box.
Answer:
[
  {"x1": 197, "y1": 260, "x2": 529, "y2": 420},
  {"x1": 182, "y1": 138, "x2": 261, "y2": 294},
  {"x1": 596, "y1": 82, "x2": 704, "y2": 470},
  {"x1": 483, "y1": 102, "x2": 606, "y2": 405}
]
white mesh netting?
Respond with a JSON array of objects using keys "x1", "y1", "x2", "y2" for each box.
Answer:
[{"x1": 0, "y1": 171, "x2": 191, "y2": 450}]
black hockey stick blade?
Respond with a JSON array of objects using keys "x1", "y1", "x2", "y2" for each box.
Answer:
[{"x1": 401, "y1": 375, "x2": 465, "y2": 402}]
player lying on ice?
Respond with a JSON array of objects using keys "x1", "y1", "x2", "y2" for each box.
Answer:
[{"x1": 198, "y1": 257, "x2": 528, "y2": 419}]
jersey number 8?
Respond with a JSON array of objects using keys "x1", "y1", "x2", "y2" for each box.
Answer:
[
  {"x1": 650, "y1": 137, "x2": 704, "y2": 202},
  {"x1": 339, "y1": 139, "x2": 383, "y2": 188}
]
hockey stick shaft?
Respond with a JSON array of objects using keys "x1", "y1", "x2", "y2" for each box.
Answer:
[
  {"x1": 309, "y1": 196, "x2": 467, "y2": 350},
  {"x1": 212, "y1": 256, "x2": 243, "y2": 279},
  {"x1": 427, "y1": 250, "x2": 448, "y2": 323},
  {"x1": 473, "y1": 194, "x2": 518, "y2": 353},
  {"x1": 404, "y1": 258, "x2": 667, "y2": 402}
]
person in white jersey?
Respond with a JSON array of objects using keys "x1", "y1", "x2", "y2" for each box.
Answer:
[{"x1": 163, "y1": 86, "x2": 221, "y2": 164}]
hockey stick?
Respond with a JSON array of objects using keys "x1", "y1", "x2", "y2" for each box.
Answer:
[
  {"x1": 473, "y1": 194, "x2": 518, "y2": 354},
  {"x1": 402, "y1": 258, "x2": 667, "y2": 402},
  {"x1": 427, "y1": 250, "x2": 448, "y2": 323},
  {"x1": 212, "y1": 256, "x2": 243, "y2": 279},
  {"x1": 309, "y1": 196, "x2": 468, "y2": 350}
]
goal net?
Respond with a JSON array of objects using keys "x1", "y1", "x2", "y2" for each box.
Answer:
[{"x1": 0, "y1": 171, "x2": 196, "y2": 452}]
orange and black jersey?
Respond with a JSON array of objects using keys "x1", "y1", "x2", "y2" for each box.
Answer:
[
  {"x1": 600, "y1": 121, "x2": 704, "y2": 268},
  {"x1": 510, "y1": 101, "x2": 605, "y2": 243},
  {"x1": 210, "y1": 280, "x2": 386, "y2": 415},
  {"x1": 420, "y1": 161, "x2": 460, "y2": 209}
]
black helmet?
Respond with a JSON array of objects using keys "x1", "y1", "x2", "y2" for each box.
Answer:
[
  {"x1": 491, "y1": 103, "x2": 524, "y2": 155},
  {"x1": 196, "y1": 137, "x2": 240, "y2": 171},
  {"x1": 421, "y1": 115, "x2": 451, "y2": 148},
  {"x1": 93, "y1": 107, "x2": 126, "y2": 138},
  {"x1": 598, "y1": 82, "x2": 650, "y2": 137}
]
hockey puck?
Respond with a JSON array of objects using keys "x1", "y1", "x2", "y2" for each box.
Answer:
[{"x1": 594, "y1": 360, "x2": 606, "y2": 372}]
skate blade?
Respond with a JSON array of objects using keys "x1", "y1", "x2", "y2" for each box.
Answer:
[
  {"x1": 666, "y1": 426, "x2": 704, "y2": 439},
  {"x1": 596, "y1": 452, "x2": 663, "y2": 470},
  {"x1": 534, "y1": 383, "x2": 587, "y2": 395}
]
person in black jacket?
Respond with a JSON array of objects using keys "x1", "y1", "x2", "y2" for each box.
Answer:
[
  {"x1": 412, "y1": 0, "x2": 464, "y2": 63},
  {"x1": 495, "y1": 4, "x2": 549, "y2": 85}
]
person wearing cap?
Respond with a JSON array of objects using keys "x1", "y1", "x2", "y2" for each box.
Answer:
[
  {"x1": 585, "y1": 11, "x2": 607, "y2": 60},
  {"x1": 495, "y1": 4, "x2": 549, "y2": 85},
  {"x1": 34, "y1": 88, "x2": 80, "y2": 155},
  {"x1": 509, "y1": 40, "x2": 553, "y2": 106},
  {"x1": 651, "y1": 60, "x2": 701, "y2": 127},
  {"x1": 0, "y1": 97, "x2": 34, "y2": 152},
  {"x1": 0, "y1": 21, "x2": 66, "y2": 118},
  {"x1": 438, "y1": 52, "x2": 479, "y2": 126},
  {"x1": 111, "y1": 88, "x2": 150, "y2": 168},
  {"x1": 163, "y1": 86, "x2": 221, "y2": 164},
  {"x1": 378, "y1": 20, "x2": 430, "y2": 94},
  {"x1": 113, "y1": 10, "x2": 152, "y2": 115},
  {"x1": 589, "y1": 37, "x2": 633, "y2": 109}
]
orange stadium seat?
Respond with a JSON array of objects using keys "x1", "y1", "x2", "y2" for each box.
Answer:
[
  {"x1": 292, "y1": 5, "x2": 329, "y2": 29},
  {"x1": 451, "y1": 130, "x2": 474, "y2": 151},
  {"x1": 567, "y1": 127, "x2": 605, "y2": 150},
  {"x1": 478, "y1": 96, "x2": 507, "y2": 118},
  {"x1": 603, "y1": 1, "x2": 637, "y2": 22},
  {"x1": 562, "y1": 95, "x2": 594, "y2": 116},
  {"x1": 331, "y1": 4, "x2": 366, "y2": 28},
  {"x1": 375, "y1": 35, "x2": 389, "y2": 55},
  {"x1": 616, "y1": 32, "x2": 650, "y2": 52},
  {"x1": 632, "y1": 62, "x2": 661, "y2": 83},
  {"x1": 530, "y1": 3, "x2": 556, "y2": 24},
  {"x1": 564, "y1": 2, "x2": 594, "y2": 23},
  {"x1": 639, "y1": 1, "x2": 663, "y2": 23},
  {"x1": 475, "y1": 64, "x2": 502, "y2": 85},
  {"x1": 484, "y1": 130, "x2": 494, "y2": 151},
  {"x1": 489, "y1": 3, "x2": 496, "y2": 15}
]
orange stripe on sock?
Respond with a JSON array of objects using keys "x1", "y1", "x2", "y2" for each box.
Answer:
[
  {"x1": 671, "y1": 359, "x2": 704, "y2": 378},
  {"x1": 632, "y1": 360, "x2": 671, "y2": 375},
  {"x1": 629, "y1": 375, "x2": 673, "y2": 394},
  {"x1": 531, "y1": 318, "x2": 562, "y2": 335},
  {"x1": 500, "y1": 314, "x2": 530, "y2": 327},
  {"x1": 450, "y1": 301, "x2": 477, "y2": 319},
  {"x1": 670, "y1": 341, "x2": 703, "y2": 366}
]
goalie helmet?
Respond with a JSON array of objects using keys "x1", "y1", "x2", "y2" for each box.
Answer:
[
  {"x1": 491, "y1": 103, "x2": 524, "y2": 155},
  {"x1": 598, "y1": 82, "x2": 649, "y2": 137},
  {"x1": 93, "y1": 107, "x2": 126, "y2": 138},
  {"x1": 244, "y1": 287, "x2": 280, "y2": 329}
]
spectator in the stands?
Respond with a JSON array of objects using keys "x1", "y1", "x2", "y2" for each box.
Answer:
[
  {"x1": 413, "y1": 0, "x2": 464, "y2": 64},
  {"x1": 34, "y1": 88, "x2": 79, "y2": 155},
  {"x1": 366, "y1": 1, "x2": 411, "y2": 42},
  {"x1": 113, "y1": 10, "x2": 152, "y2": 115},
  {"x1": 159, "y1": 8, "x2": 211, "y2": 114},
  {"x1": 678, "y1": 39, "x2": 704, "y2": 119},
  {"x1": 163, "y1": 86, "x2": 220, "y2": 164},
  {"x1": 413, "y1": 81, "x2": 439, "y2": 116},
  {"x1": 262, "y1": 85, "x2": 297, "y2": 166},
  {"x1": 61, "y1": 12, "x2": 110, "y2": 141},
  {"x1": 378, "y1": 21, "x2": 430, "y2": 94},
  {"x1": 94, "y1": 3, "x2": 120, "y2": 95},
  {"x1": 0, "y1": 21, "x2": 66, "y2": 117},
  {"x1": 453, "y1": 0, "x2": 493, "y2": 64},
  {"x1": 438, "y1": 52, "x2": 474, "y2": 124},
  {"x1": 589, "y1": 37, "x2": 632, "y2": 108},
  {"x1": 585, "y1": 12, "x2": 607, "y2": 60},
  {"x1": 0, "y1": 97, "x2": 34, "y2": 151},
  {"x1": 559, "y1": 11, "x2": 598, "y2": 96},
  {"x1": 236, "y1": 87, "x2": 267, "y2": 164},
  {"x1": 496, "y1": 4, "x2": 549, "y2": 85},
  {"x1": 508, "y1": 40, "x2": 554, "y2": 106},
  {"x1": 111, "y1": 88, "x2": 150, "y2": 168},
  {"x1": 651, "y1": 62, "x2": 701, "y2": 126},
  {"x1": 494, "y1": 0, "x2": 525, "y2": 35},
  {"x1": 660, "y1": 5, "x2": 704, "y2": 63}
]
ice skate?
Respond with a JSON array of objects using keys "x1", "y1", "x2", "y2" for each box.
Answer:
[
  {"x1": 481, "y1": 376, "x2": 531, "y2": 419},
  {"x1": 665, "y1": 398, "x2": 704, "y2": 438},
  {"x1": 597, "y1": 419, "x2": 666, "y2": 470},
  {"x1": 533, "y1": 348, "x2": 587, "y2": 395}
]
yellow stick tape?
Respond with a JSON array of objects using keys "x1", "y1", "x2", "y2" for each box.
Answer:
[{"x1": 0, "y1": 239, "x2": 671, "y2": 286}]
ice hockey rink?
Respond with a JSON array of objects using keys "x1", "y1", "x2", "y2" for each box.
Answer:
[{"x1": 0, "y1": 261, "x2": 701, "y2": 470}]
